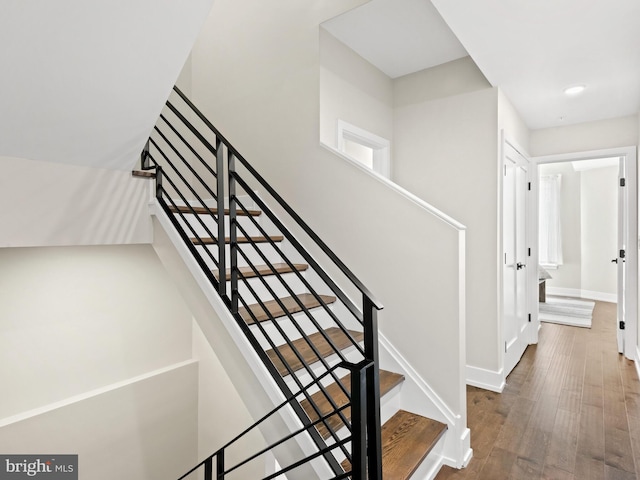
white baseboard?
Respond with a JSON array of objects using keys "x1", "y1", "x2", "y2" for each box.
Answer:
[
  {"x1": 539, "y1": 314, "x2": 591, "y2": 328},
  {"x1": 465, "y1": 365, "x2": 505, "y2": 393},
  {"x1": 546, "y1": 287, "x2": 617, "y2": 303}
]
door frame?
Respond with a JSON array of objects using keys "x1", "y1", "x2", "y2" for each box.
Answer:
[{"x1": 533, "y1": 146, "x2": 638, "y2": 360}]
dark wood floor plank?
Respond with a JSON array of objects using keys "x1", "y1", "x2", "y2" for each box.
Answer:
[
  {"x1": 545, "y1": 408, "x2": 579, "y2": 473},
  {"x1": 434, "y1": 299, "x2": 639, "y2": 480}
]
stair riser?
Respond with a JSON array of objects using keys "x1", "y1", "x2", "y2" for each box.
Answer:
[
  {"x1": 194, "y1": 243, "x2": 286, "y2": 270},
  {"x1": 236, "y1": 273, "x2": 309, "y2": 306},
  {"x1": 249, "y1": 309, "x2": 341, "y2": 352},
  {"x1": 280, "y1": 345, "x2": 364, "y2": 393},
  {"x1": 174, "y1": 214, "x2": 264, "y2": 238}
]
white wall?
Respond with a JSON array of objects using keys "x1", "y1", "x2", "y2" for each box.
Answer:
[
  {"x1": 0, "y1": 0, "x2": 213, "y2": 171},
  {"x1": 0, "y1": 244, "x2": 264, "y2": 479},
  {"x1": 393, "y1": 84, "x2": 500, "y2": 375},
  {"x1": 0, "y1": 362, "x2": 199, "y2": 480},
  {"x1": 186, "y1": 0, "x2": 466, "y2": 422},
  {"x1": 0, "y1": 245, "x2": 198, "y2": 479},
  {"x1": 539, "y1": 163, "x2": 582, "y2": 290},
  {"x1": 0, "y1": 156, "x2": 153, "y2": 247},
  {"x1": 539, "y1": 163, "x2": 619, "y2": 299},
  {"x1": 581, "y1": 166, "x2": 618, "y2": 297},
  {"x1": 530, "y1": 115, "x2": 639, "y2": 157},
  {"x1": 319, "y1": 28, "x2": 394, "y2": 150}
]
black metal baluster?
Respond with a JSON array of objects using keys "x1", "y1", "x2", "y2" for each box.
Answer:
[
  {"x1": 204, "y1": 456, "x2": 213, "y2": 480},
  {"x1": 228, "y1": 152, "x2": 239, "y2": 314},
  {"x1": 216, "y1": 138, "x2": 226, "y2": 299},
  {"x1": 216, "y1": 451, "x2": 225, "y2": 480},
  {"x1": 155, "y1": 165, "x2": 163, "y2": 200},
  {"x1": 350, "y1": 361, "x2": 369, "y2": 480},
  {"x1": 141, "y1": 139, "x2": 150, "y2": 170},
  {"x1": 364, "y1": 295, "x2": 382, "y2": 480}
]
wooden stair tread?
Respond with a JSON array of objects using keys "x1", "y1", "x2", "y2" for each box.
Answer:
[
  {"x1": 132, "y1": 170, "x2": 155, "y2": 178},
  {"x1": 191, "y1": 235, "x2": 283, "y2": 245},
  {"x1": 213, "y1": 263, "x2": 308, "y2": 281},
  {"x1": 266, "y1": 327, "x2": 364, "y2": 376},
  {"x1": 342, "y1": 410, "x2": 448, "y2": 480},
  {"x1": 301, "y1": 370, "x2": 405, "y2": 439},
  {"x1": 169, "y1": 205, "x2": 261, "y2": 216},
  {"x1": 239, "y1": 293, "x2": 336, "y2": 324}
]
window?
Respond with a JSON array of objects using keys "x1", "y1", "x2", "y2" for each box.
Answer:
[
  {"x1": 337, "y1": 120, "x2": 390, "y2": 178},
  {"x1": 539, "y1": 174, "x2": 563, "y2": 267}
]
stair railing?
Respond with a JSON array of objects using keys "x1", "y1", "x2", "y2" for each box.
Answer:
[{"x1": 142, "y1": 86, "x2": 383, "y2": 479}]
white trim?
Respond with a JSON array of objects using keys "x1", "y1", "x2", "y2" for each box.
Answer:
[
  {"x1": 379, "y1": 332, "x2": 457, "y2": 424},
  {"x1": 546, "y1": 287, "x2": 617, "y2": 303},
  {"x1": 379, "y1": 330, "x2": 472, "y2": 468},
  {"x1": 635, "y1": 345, "x2": 640, "y2": 381},
  {"x1": 465, "y1": 365, "x2": 505, "y2": 393},
  {"x1": 539, "y1": 314, "x2": 591, "y2": 329},
  {"x1": 321, "y1": 143, "x2": 466, "y2": 230},
  {"x1": 0, "y1": 360, "x2": 197, "y2": 427},
  {"x1": 336, "y1": 119, "x2": 391, "y2": 178}
]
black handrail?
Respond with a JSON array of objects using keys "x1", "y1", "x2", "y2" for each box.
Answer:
[
  {"x1": 171, "y1": 85, "x2": 383, "y2": 312},
  {"x1": 142, "y1": 85, "x2": 384, "y2": 479}
]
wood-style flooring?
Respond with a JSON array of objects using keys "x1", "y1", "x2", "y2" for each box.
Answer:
[{"x1": 436, "y1": 300, "x2": 640, "y2": 480}]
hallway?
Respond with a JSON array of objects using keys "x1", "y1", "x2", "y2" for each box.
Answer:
[{"x1": 437, "y1": 301, "x2": 640, "y2": 479}]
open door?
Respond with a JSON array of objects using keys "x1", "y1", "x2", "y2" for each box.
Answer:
[{"x1": 534, "y1": 146, "x2": 637, "y2": 361}]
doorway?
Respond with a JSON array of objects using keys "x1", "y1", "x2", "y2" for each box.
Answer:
[{"x1": 533, "y1": 147, "x2": 638, "y2": 360}]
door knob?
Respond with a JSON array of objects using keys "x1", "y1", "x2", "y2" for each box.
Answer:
[
  {"x1": 612, "y1": 258, "x2": 618, "y2": 263},
  {"x1": 516, "y1": 262, "x2": 526, "y2": 270}
]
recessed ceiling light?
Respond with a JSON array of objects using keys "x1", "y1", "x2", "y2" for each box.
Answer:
[{"x1": 564, "y1": 85, "x2": 586, "y2": 96}]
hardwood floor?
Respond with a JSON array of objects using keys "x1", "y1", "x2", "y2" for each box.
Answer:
[{"x1": 436, "y1": 301, "x2": 640, "y2": 480}]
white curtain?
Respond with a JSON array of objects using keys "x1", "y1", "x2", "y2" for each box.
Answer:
[{"x1": 539, "y1": 174, "x2": 563, "y2": 266}]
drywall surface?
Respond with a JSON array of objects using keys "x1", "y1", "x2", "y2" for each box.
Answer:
[
  {"x1": 187, "y1": 0, "x2": 466, "y2": 418},
  {"x1": 530, "y1": 115, "x2": 639, "y2": 157},
  {"x1": 0, "y1": 244, "x2": 193, "y2": 418},
  {"x1": 319, "y1": 28, "x2": 394, "y2": 150},
  {"x1": 0, "y1": 0, "x2": 213, "y2": 171},
  {"x1": 393, "y1": 56, "x2": 491, "y2": 109},
  {"x1": 498, "y1": 89, "x2": 530, "y2": 153},
  {"x1": 581, "y1": 166, "x2": 618, "y2": 296},
  {"x1": 0, "y1": 156, "x2": 153, "y2": 247},
  {"x1": 192, "y1": 320, "x2": 265, "y2": 478},
  {"x1": 0, "y1": 362, "x2": 198, "y2": 480},
  {"x1": 393, "y1": 87, "x2": 500, "y2": 374},
  {"x1": 538, "y1": 162, "x2": 582, "y2": 291},
  {"x1": 0, "y1": 244, "x2": 202, "y2": 479},
  {"x1": 539, "y1": 163, "x2": 618, "y2": 297}
]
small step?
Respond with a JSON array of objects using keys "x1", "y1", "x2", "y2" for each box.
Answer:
[
  {"x1": 169, "y1": 205, "x2": 261, "y2": 216},
  {"x1": 342, "y1": 410, "x2": 448, "y2": 480},
  {"x1": 213, "y1": 262, "x2": 308, "y2": 281},
  {"x1": 301, "y1": 370, "x2": 405, "y2": 439},
  {"x1": 266, "y1": 327, "x2": 364, "y2": 376},
  {"x1": 132, "y1": 170, "x2": 155, "y2": 178},
  {"x1": 190, "y1": 235, "x2": 284, "y2": 245},
  {"x1": 239, "y1": 293, "x2": 336, "y2": 324}
]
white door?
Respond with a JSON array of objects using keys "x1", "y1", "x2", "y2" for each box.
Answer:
[
  {"x1": 503, "y1": 142, "x2": 530, "y2": 375},
  {"x1": 616, "y1": 157, "x2": 627, "y2": 353}
]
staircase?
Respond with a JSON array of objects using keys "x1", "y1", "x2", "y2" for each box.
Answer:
[{"x1": 138, "y1": 86, "x2": 449, "y2": 479}]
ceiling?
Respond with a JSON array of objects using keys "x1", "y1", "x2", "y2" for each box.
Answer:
[{"x1": 322, "y1": 0, "x2": 640, "y2": 130}]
